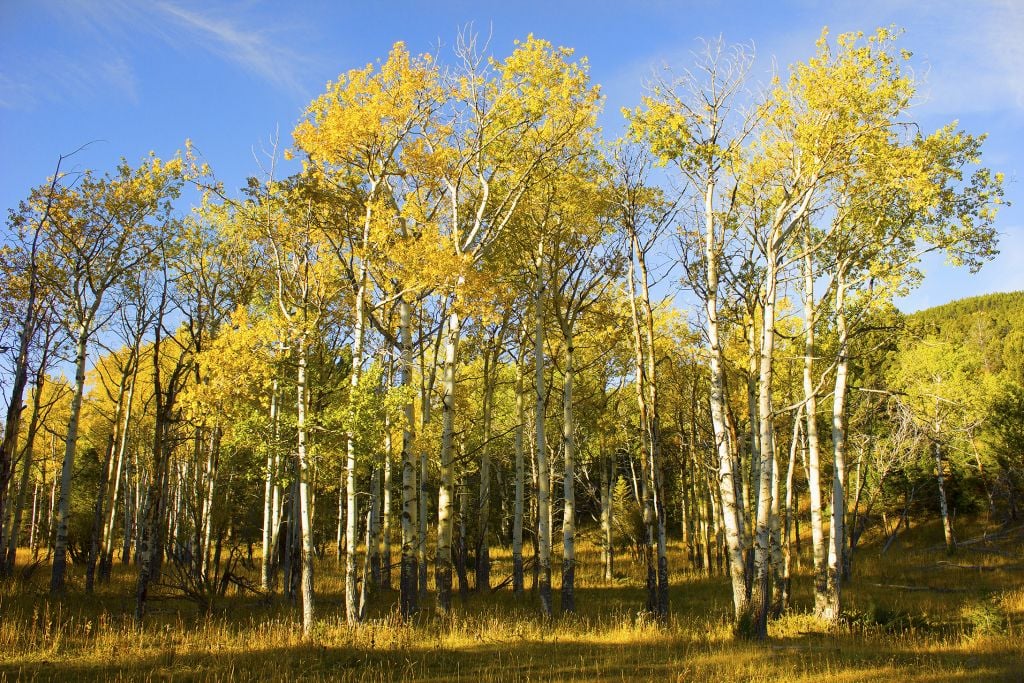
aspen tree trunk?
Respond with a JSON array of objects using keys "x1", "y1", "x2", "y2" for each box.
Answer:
[
  {"x1": 368, "y1": 464, "x2": 381, "y2": 587},
  {"x1": 48, "y1": 472, "x2": 57, "y2": 559},
  {"x1": 51, "y1": 324, "x2": 91, "y2": 594},
  {"x1": 296, "y1": 334, "x2": 316, "y2": 634},
  {"x1": 535, "y1": 254, "x2": 552, "y2": 617},
  {"x1": 436, "y1": 307, "x2": 461, "y2": 612},
  {"x1": 345, "y1": 296, "x2": 365, "y2": 623},
  {"x1": 200, "y1": 427, "x2": 221, "y2": 580},
  {"x1": 746, "y1": 315, "x2": 761, "y2": 525},
  {"x1": 336, "y1": 468, "x2": 345, "y2": 564},
  {"x1": 600, "y1": 450, "x2": 613, "y2": 582},
  {"x1": 358, "y1": 506, "x2": 373, "y2": 619},
  {"x1": 802, "y1": 241, "x2": 828, "y2": 619},
  {"x1": 769, "y1": 431, "x2": 785, "y2": 617},
  {"x1": 283, "y1": 479, "x2": 295, "y2": 599},
  {"x1": 455, "y1": 475, "x2": 469, "y2": 598},
  {"x1": 703, "y1": 182, "x2": 748, "y2": 623},
  {"x1": 0, "y1": 219, "x2": 44, "y2": 558},
  {"x1": 85, "y1": 432, "x2": 115, "y2": 593},
  {"x1": 512, "y1": 342, "x2": 527, "y2": 594},
  {"x1": 262, "y1": 379, "x2": 279, "y2": 590},
  {"x1": 823, "y1": 272, "x2": 849, "y2": 623},
  {"x1": 846, "y1": 448, "x2": 866, "y2": 578},
  {"x1": 100, "y1": 366, "x2": 135, "y2": 583},
  {"x1": 417, "y1": 324, "x2": 434, "y2": 598},
  {"x1": 270, "y1": 380, "x2": 283, "y2": 584},
  {"x1": 135, "y1": 439, "x2": 167, "y2": 621},
  {"x1": 750, "y1": 243, "x2": 780, "y2": 639},
  {"x1": 30, "y1": 483, "x2": 40, "y2": 557},
  {"x1": 476, "y1": 337, "x2": 495, "y2": 592},
  {"x1": 136, "y1": 300, "x2": 172, "y2": 622},
  {"x1": 684, "y1": 464, "x2": 692, "y2": 565},
  {"x1": 3, "y1": 371, "x2": 45, "y2": 576},
  {"x1": 933, "y1": 439, "x2": 955, "y2": 554},
  {"x1": 399, "y1": 297, "x2": 419, "y2": 617},
  {"x1": 548, "y1": 447, "x2": 555, "y2": 568},
  {"x1": 496, "y1": 465, "x2": 509, "y2": 540},
  {"x1": 381, "y1": 416, "x2": 393, "y2": 591},
  {"x1": 638, "y1": 244, "x2": 669, "y2": 618},
  {"x1": 560, "y1": 330, "x2": 577, "y2": 613},
  {"x1": 626, "y1": 244, "x2": 657, "y2": 613},
  {"x1": 122, "y1": 451, "x2": 136, "y2": 565},
  {"x1": 701, "y1": 472, "x2": 714, "y2": 575},
  {"x1": 781, "y1": 410, "x2": 801, "y2": 612}
]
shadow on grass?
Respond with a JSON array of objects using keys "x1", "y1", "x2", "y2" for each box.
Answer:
[{"x1": 3, "y1": 623, "x2": 1023, "y2": 682}]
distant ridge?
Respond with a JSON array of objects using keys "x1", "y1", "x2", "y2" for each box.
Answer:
[{"x1": 907, "y1": 290, "x2": 1024, "y2": 379}]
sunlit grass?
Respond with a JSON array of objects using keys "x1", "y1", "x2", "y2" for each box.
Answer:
[{"x1": 1, "y1": 516, "x2": 1022, "y2": 681}]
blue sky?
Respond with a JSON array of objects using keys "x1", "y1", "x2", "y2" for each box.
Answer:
[{"x1": 1, "y1": 0, "x2": 1021, "y2": 312}]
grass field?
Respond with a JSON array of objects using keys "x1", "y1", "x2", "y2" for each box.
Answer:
[{"x1": 2, "y1": 517, "x2": 1022, "y2": 681}]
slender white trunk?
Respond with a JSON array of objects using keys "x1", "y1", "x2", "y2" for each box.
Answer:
[
  {"x1": 535, "y1": 252, "x2": 552, "y2": 617},
  {"x1": 368, "y1": 463, "x2": 382, "y2": 587},
  {"x1": 769, "y1": 430, "x2": 785, "y2": 616},
  {"x1": 100, "y1": 366, "x2": 135, "y2": 581},
  {"x1": 750, "y1": 243, "x2": 779, "y2": 638},
  {"x1": 512, "y1": 343, "x2": 526, "y2": 594},
  {"x1": 200, "y1": 428, "x2": 220, "y2": 580},
  {"x1": 296, "y1": 334, "x2": 315, "y2": 635},
  {"x1": 345, "y1": 283, "x2": 365, "y2": 623},
  {"x1": 51, "y1": 325, "x2": 90, "y2": 594},
  {"x1": 262, "y1": 378, "x2": 279, "y2": 590},
  {"x1": 476, "y1": 336, "x2": 495, "y2": 592},
  {"x1": 418, "y1": 375, "x2": 431, "y2": 598},
  {"x1": 30, "y1": 482, "x2": 40, "y2": 555},
  {"x1": 703, "y1": 182, "x2": 748, "y2": 622},
  {"x1": 802, "y1": 243, "x2": 828, "y2": 618},
  {"x1": 4, "y1": 372, "x2": 46, "y2": 575},
  {"x1": 824, "y1": 271, "x2": 849, "y2": 623},
  {"x1": 381, "y1": 415, "x2": 393, "y2": 590},
  {"x1": 436, "y1": 306, "x2": 461, "y2": 612},
  {"x1": 399, "y1": 297, "x2": 418, "y2": 616},
  {"x1": 560, "y1": 330, "x2": 576, "y2": 613},
  {"x1": 781, "y1": 409, "x2": 801, "y2": 612},
  {"x1": 600, "y1": 448, "x2": 613, "y2": 582},
  {"x1": 933, "y1": 439, "x2": 955, "y2": 553},
  {"x1": 627, "y1": 240, "x2": 657, "y2": 613},
  {"x1": 638, "y1": 238, "x2": 669, "y2": 617}
]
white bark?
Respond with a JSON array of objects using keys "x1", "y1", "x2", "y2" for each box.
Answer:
[
  {"x1": 534, "y1": 253, "x2": 552, "y2": 617},
  {"x1": 436, "y1": 307, "x2": 461, "y2": 611},
  {"x1": 703, "y1": 182, "x2": 748, "y2": 622},
  {"x1": 262, "y1": 378, "x2": 279, "y2": 590},
  {"x1": 399, "y1": 297, "x2": 418, "y2": 616},
  {"x1": 296, "y1": 335, "x2": 315, "y2": 635},
  {"x1": 824, "y1": 271, "x2": 849, "y2": 623},
  {"x1": 512, "y1": 342, "x2": 526, "y2": 594},
  {"x1": 560, "y1": 331, "x2": 576, "y2": 613},
  {"x1": 802, "y1": 244, "x2": 829, "y2": 619},
  {"x1": 50, "y1": 325, "x2": 89, "y2": 594}
]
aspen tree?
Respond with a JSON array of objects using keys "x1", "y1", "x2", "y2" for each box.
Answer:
[{"x1": 45, "y1": 154, "x2": 184, "y2": 595}]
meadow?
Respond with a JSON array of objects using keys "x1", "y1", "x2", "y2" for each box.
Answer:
[{"x1": 1, "y1": 516, "x2": 1021, "y2": 682}]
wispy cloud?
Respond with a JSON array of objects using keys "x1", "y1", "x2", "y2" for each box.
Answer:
[
  {"x1": 154, "y1": 1, "x2": 308, "y2": 94},
  {"x1": 0, "y1": 54, "x2": 138, "y2": 110},
  {"x1": 0, "y1": 0, "x2": 311, "y2": 110}
]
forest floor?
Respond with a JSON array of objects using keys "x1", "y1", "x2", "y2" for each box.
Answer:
[{"x1": 1, "y1": 516, "x2": 1022, "y2": 682}]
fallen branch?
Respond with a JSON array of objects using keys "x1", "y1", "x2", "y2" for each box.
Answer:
[
  {"x1": 870, "y1": 582, "x2": 970, "y2": 594},
  {"x1": 923, "y1": 523, "x2": 1024, "y2": 552},
  {"x1": 936, "y1": 561, "x2": 998, "y2": 572},
  {"x1": 491, "y1": 556, "x2": 536, "y2": 592}
]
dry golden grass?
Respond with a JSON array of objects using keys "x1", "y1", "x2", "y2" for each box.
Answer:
[{"x1": 2, "y1": 516, "x2": 1022, "y2": 682}]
